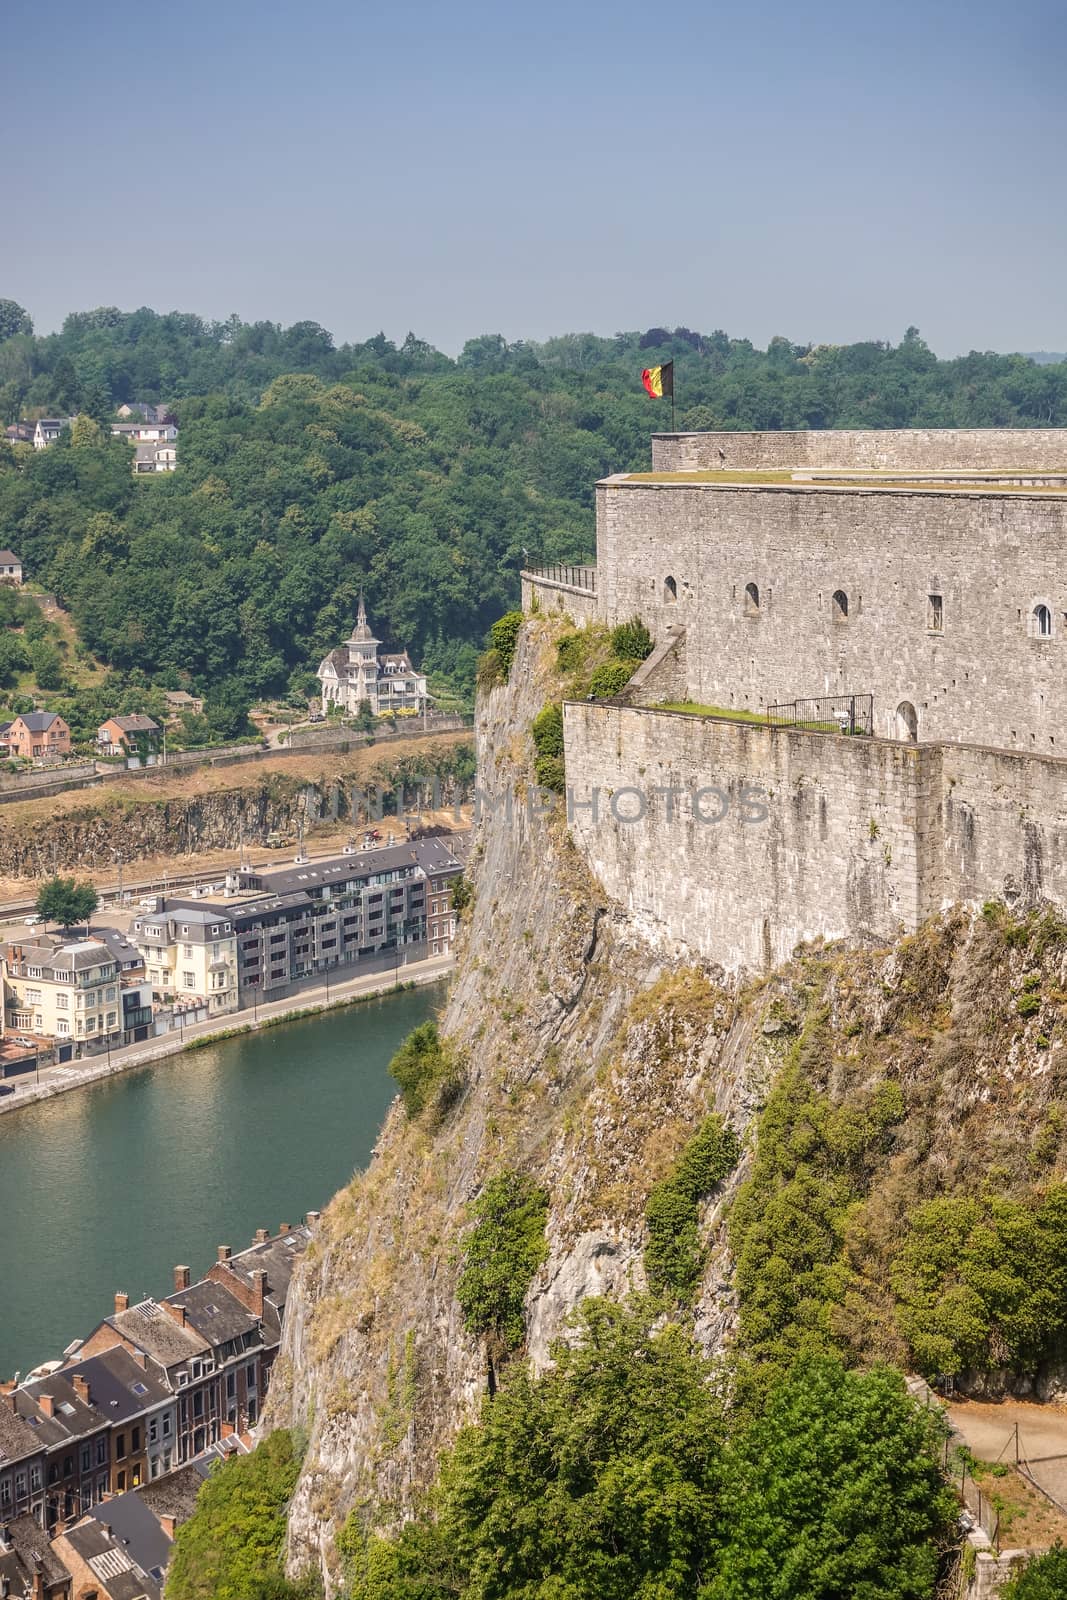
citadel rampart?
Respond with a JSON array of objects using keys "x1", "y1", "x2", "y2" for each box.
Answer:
[
  {"x1": 563, "y1": 702, "x2": 1067, "y2": 972},
  {"x1": 596, "y1": 472, "x2": 1067, "y2": 749},
  {"x1": 522, "y1": 430, "x2": 1067, "y2": 972},
  {"x1": 652, "y1": 427, "x2": 1067, "y2": 473}
]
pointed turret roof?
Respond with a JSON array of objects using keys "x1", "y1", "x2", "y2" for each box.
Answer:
[{"x1": 348, "y1": 592, "x2": 380, "y2": 645}]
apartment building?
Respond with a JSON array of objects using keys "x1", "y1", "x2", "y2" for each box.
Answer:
[
  {"x1": 206, "y1": 837, "x2": 463, "y2": 1004},
  {"x1": 3, "y1": 938, "x2": 130, "y2": 1054},
  {"x1": 129, "y1": 905, "x2": 238, "y2": 1015}
]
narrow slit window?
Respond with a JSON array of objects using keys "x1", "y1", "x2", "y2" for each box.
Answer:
[{"x1": 927, "y1": 594, "x2": 943, "y2": 633}]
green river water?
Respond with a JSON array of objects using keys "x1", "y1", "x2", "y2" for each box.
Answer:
[{"x1": 0, "y1": 984, "x2": 442, "y2": 1379}]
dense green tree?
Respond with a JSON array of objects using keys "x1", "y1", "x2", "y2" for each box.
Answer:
[
  {"x1": 0, "y1": 299, "x2": 32, "y2": 340},
  {"x1": 165, "y1": 1429, "x2": 305, "y2": 1600},
  {"x1": 35, "y1": 876, "x2": 98, "y2": 929},
  {"x1": 354, "y1": 1300, "x2": 725, "y2": 1600},
  {"x1": 707, "y1": 1358, "x2": 955, "y2": 1600}
]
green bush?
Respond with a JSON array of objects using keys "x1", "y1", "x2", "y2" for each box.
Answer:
[
  {"x1": 645, "y1": 1114, "x2": 740, "y2": 1300},
  {"x1": 388, "y1": 1022, "x2": 464, "y2": 1122},
  {"x1": 610, "y1": 617, "x2": 653, "y2": 661},
  {"x1": 165, "y1": 1429, "x2": 312, "y2": 1600},
  {"x1": 531, "y1": 702, "x2": 565, "y2": 794},
  {"x1": 456, "y1": 1169, "x2": 548, "y2": 1356},
  {"x1": 890, "y1": 1186, "x2": 1067, "y2": 1377},
  {"x1": 1004, "y1": 1543, "x2": 1067, "y2": 1599},
  {"x1": 488, "y1": 611, "x2": 524, "y2": 680},
  {"x1": 588, "y1": 659, "x2": 639, "y2": 698}
]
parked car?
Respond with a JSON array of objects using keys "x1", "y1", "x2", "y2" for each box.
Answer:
[
  {"x1": 309, "y1": 712, "x2": 325, "y2": 723},
  {"x1": 24, "y1": 914, "x2": 41, "y2": 927}
]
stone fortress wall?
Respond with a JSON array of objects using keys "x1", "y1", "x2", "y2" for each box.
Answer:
[
  {"x1": 652, "y1": 427, "x2": 1067, "y2": 473},
  {"x1": 563, "y1": 702, "x2": 1067, "y2": 972},
  {"x1": 596, "y1": 435, "x2": 1067, "y2": 750},
  {"x1": 525, "y1": 430, "x2": 1067, "y2": 971}
]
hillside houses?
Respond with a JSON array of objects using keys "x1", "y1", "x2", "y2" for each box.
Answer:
[{"x1": 13, "y1": 407, "x2": 178, "y2": 473}]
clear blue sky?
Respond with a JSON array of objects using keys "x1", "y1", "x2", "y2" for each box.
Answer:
[{"x1": 3, "y1": 0, "x2": 1064, "y2": 355}]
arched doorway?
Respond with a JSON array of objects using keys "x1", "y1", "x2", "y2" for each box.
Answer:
[{"x1": 895, "y1": 700, "x2": 918, "y2": 742}]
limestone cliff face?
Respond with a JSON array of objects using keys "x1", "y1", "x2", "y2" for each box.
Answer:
[
  {"x1": 265, "y1": 617, "x2": 1067, "y2": 1593},
  {"x1": 265, "y1": 620, "x2": 775, "y2": 1589}
]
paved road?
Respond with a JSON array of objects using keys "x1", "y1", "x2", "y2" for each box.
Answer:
[{"x1": 0, "y1": 951, "x2": 454, "y2": 1117}]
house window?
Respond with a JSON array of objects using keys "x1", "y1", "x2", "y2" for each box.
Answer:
[
  {"x1": 56, "y1": 993, "x2": 68, "y2": 1008},
  {"x1": 663, "y1": 575, "x2": 677, "y2": 604},
  {"x1": 116, "y1": 1433, "x2": 126, "y2": 1459},
  {"x1": 80, "y1": 1444, "x2": 91, "y2": 1472},
  {"x1": 927, "y1": 593, "x2": 943, "y2": 632},
  {"x1": 1033, "y1": 603, "x2": 1053, "y2": 639},
  {"x1": 183, "y1": 971, "x2": 195, "y2": 988},
  {"x1": 831, "y1": 589, "x2": 848, "y2": 621},
  {"x1": 744, "y1": 582, "x2": 760, "y2": 616},
  {"x1": 96, "y1": 1437, "x2": 107, "y2": 1464}
]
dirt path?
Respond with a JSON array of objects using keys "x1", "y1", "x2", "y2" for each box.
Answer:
[{"x1": 949, "y1": 1397, "x2": 1067, "y2": 1526}]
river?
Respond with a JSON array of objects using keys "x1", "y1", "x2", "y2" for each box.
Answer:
[{"x1": 0, "y1": 984, "x2": 443, "y2": 1379}]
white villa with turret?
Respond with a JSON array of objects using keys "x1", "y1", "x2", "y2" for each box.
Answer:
[{"x1": 316, "y1": 596, "x2": 428, "y2": 716}]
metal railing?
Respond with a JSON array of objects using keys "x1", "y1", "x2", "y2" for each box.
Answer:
[
  {"x1": 524, "y1": 564, "x2": 597, "y2": 593},
  {"x1": 766, "y1": 692, "x2": 873, "y2": 736}
]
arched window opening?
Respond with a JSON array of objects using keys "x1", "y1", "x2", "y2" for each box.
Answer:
[
  {"x1": 663, "y1": 575, "x2": 677, "y2": 604},
  {"x1": 744, "y1": 582, "x2": 760, "y2": 616},
  {"x1": 831, "y1": 589, "x2": 848, "y2": 621},
  {"x1": 895, "y1": 701, "x2": 918, "y2": 743},
  {"x1": 1033, "y1": 603, "x2": 1052, "y2": 639}
]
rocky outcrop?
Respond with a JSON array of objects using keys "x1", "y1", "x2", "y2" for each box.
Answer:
[
  {"x1": 0, "y1": 747, "x2": 473, "y2": 877},
  {"x1": 265, "y1": 621, "x2": 772, "y2": 1591}
]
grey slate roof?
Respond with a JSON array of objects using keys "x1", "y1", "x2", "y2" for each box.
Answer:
[
  {"x1": 60, "y1": 1517, "x2": 161, "y2": 1600},
  {"x1": 104, "y1": 1301, "x2": 209, "y2": 1368},
  {"x1": 107, "y1": 715, "x2": 160, "y2": 734},
  {"x1": 64, "y1": 1346, "x2": 169, "y2": 1423},
  {"x1": 167, "y1": 1281, "x2": 260, "y2": 1348},
  {"x1": 15, "y1": 711, "x2": 61, "y2": 733},
  {"x1": 0, "y1": 1397, "x2": 43, "y2": 1464},
  {"x1": 87, "y1": 1492, "x2": 173, "y2": 1583},
  {"x1": 21, "y1": 1370, "x2": 107, "y2": 1443},
  {"x1": 2, "y1": 1511, "x2": 68, "y2": 1589},
  {"x1": 137, "y1": 1464, "x2": 204, "y2": 1523}
]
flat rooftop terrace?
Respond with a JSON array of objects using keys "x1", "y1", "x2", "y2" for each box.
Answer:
[{"x1": 609, "y1": 469, "x2": 1067, "y2": 495}]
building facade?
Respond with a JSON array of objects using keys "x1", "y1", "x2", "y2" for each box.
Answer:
[
  {"x1": 317, "y1": 595, "x2": 428, "y2": 716},
  {"x1": 3, "y1": 938, "x2": 129, "y2": 1054},
  {"x1": 7, "y1": 713, "x2": 71, "y2": 762},
  {"x1": 0, "y1": 550, "x2": 24, "y2": 583},
  {"x1": 130, "y1": 906, "x2": 238, "y2": 1016}
]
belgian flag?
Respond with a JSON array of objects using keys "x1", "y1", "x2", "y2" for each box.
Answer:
[{"x1": 641, "y1": 360, "x2": 674, "y2": 399}]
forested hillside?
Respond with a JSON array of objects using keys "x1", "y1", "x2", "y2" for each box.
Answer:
[{"x1": 2, "y1": 299, "x2": 1066, "y2": 718}]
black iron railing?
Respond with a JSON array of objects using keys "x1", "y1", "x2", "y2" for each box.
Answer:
[
  {"x1": 766, "y1": 693, "x2": 873, "y2": 737},
  {"x1": 524, "y1": 564, "x2": 597, "y2": 593}
]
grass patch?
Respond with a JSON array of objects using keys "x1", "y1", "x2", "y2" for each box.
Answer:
[{"x1": 655, "y1": 700, "x2": 766, "y2": 723}]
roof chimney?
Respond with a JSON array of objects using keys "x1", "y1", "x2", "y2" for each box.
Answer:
[
  {"x1": 163, "y1": 1302, "x2": 186, "y2": 1329},
  {"x1": 114, "y1": 1291, "x2": 129, "y2": 1314},
  {"x1": 37, "y1": 1394, "x2": 54, "y2": 1418},
  {"x1": 254, "y1": 1228, "x2": 269, "y2": 1244},
  {"x1": 174, "y1": 1265, "x2": 191, "y2": 1292},
  {"x1": 72, "y1": 1375, "x2": 90, "y2": 1405},
  {"x1": 278, "y1": 1222, "x2": 290, "y2": 1235},
  {"x1": 216, "y1": 1245, "x2": 231, "y2": 1263},
  {"x1": 158, "y1": 1514, "x2": 176, "y2": 1540},
  {"x1": 249, "y1": 1270, "x2": 267, "y2": 1319}
]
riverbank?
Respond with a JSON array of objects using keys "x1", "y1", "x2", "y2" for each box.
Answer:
[{"x1": 0, "y1": 953, "x2": 454, "y2": 1118}]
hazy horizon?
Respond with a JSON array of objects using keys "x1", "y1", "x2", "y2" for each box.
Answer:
[{"x1": 3, "y1": 0, "x2": 1065, "y2": 358}]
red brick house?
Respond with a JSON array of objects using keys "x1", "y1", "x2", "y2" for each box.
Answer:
[{"x1": 7, "y1": 711, "x2": 71, "y2": 761}]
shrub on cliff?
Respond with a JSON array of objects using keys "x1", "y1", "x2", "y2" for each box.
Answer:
[
  {"x1": 531, "y1": 701, "x2": 565, "y2": 794},
  {"x1": 588, "y1": 658, "x2": 640, "y2": 698},
  {"x1": 388, "y1": 1022, "x2": 464, "y2": 1123},
  {"x1": 644, "y1": 1114, "x2": 741, "y2": 1301},
  {"x1": 609, "y1": 617, "x2": 653, "y2": 661},
  {"x1": 456, "y1": 1169, "x2": 548, "y2": 1358},
  {"x1": 489, "y1": 611, "x2": 524, "y2": 679}
]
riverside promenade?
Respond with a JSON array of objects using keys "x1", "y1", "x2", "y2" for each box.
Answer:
[{"x1": 0, "y1": 952, "x2": 453, "y2": 1117}]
